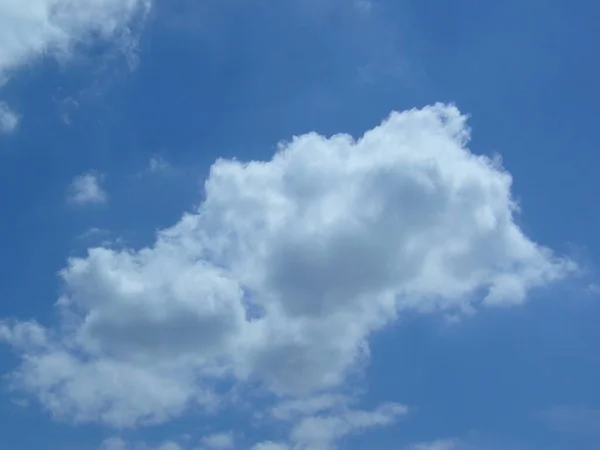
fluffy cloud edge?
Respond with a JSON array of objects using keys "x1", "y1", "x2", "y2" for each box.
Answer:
[{"x1": 1, "y1": 104, "x2": 576, "y2": 430}]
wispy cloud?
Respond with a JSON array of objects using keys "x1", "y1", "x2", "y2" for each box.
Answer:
[
  {"x1": 406, "y1": 439, "x2": 464, "y2": 450},
  {"x1": 0, "y1": 102, "x2": 19, "y2": 133},
  {"x1": 100, "y1": 437, "x2": 182, "y2": 450},
  {"x1": 148, "y1": 156, "x2": 171, "y2": 173},
  {"x1": 201, "y1": 432, "x2": 235, "y2": 450},
  {"x1": 0, "y1": 0, "x2": 150, "y2": 77},
  {"x1": 67, "y1": 172, "x2": 108, "y2": 205},
  {"x1": 543, "y1": 405, "x2": 600, "y2": 435}
]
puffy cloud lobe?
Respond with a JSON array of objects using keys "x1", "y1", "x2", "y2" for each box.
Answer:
[
  {"x1": 11, "y1": 351, "x2": 211, "y2": 426},
  {"x1": 1, "y1": 104, "x2": 573, "y2": 427}
]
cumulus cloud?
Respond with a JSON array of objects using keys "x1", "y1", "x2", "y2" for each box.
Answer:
[
  {"x1": 0, "y1": 101, "x2": 19, "y2": 133},
  {"x1": 0, "y1": 0, "x2": 150, "y2": 77},
  {"x1": 0, "y1": 104, "x2": 574, "y2": 428},
  {"x1": 68, "y1": 172, "x2": 108, "y2": 205}
]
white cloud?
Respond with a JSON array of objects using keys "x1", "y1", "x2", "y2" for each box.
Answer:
[
  {"x1": 258, "y1": 396, "x2": 407, "y2": 450},
  {"x1": 101, "y1": 438, "x2": 128, "y2": 450},
  {"x1": 288, "y1": 403, "x2": 407, "y2": 450},
  {"x1": 270, "y1": 395, "x2": 348, "y2": 421},
  {"x1": 0, "y1": 104, "x2": 574, "y2": 428},
  {"x1": 134, "y1": 156, "x2": 172, "y2": 178},
  {"x1": 201, "y1": 432, "x2": 235, "y2": 450},
  {"x1": 0, "y1": 0, "x2": 149, "y2": 77},
  {"x1": 0, "y1": 320, "x2": 49, "y2": 349},
  {"x1": 0, "y1": 101, "x2": 19, "y2": 133},
  {"x1": 0, "y1": 1, "x2": 149, "y2": 127},
  {"x1": 148, "y1": 156, "x2": 171, "y2": 173},
  {"x1": 155, "y1": 444, "x2": 183, "y2": 450},
  {"x1": 100, "y1": 437, "x2": 183, "y2": 450},
  {"x1": 251, "y1": 443, "x2": 290, "y2": 450},
  {"x1": 406, "y1": 439, "x2": 463, "y2": 450},
  {"x1": 68, "y1": 172, "x2": 108, "y2": 205},
  {"x1": 251, "y1": 396, "x2": 406, "y2": 450}
]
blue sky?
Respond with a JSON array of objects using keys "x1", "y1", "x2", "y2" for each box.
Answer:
[{"x1": 0, "y1": 1, "x2": 599, "y2": 449}]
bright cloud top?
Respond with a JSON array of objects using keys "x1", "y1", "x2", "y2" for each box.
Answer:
[
  {"x1": 0, "y1": 104, "x2": 574, "y2": 429},
  {"x1": 0, "y1": 0, "x2": 149, "y2": 76}
]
